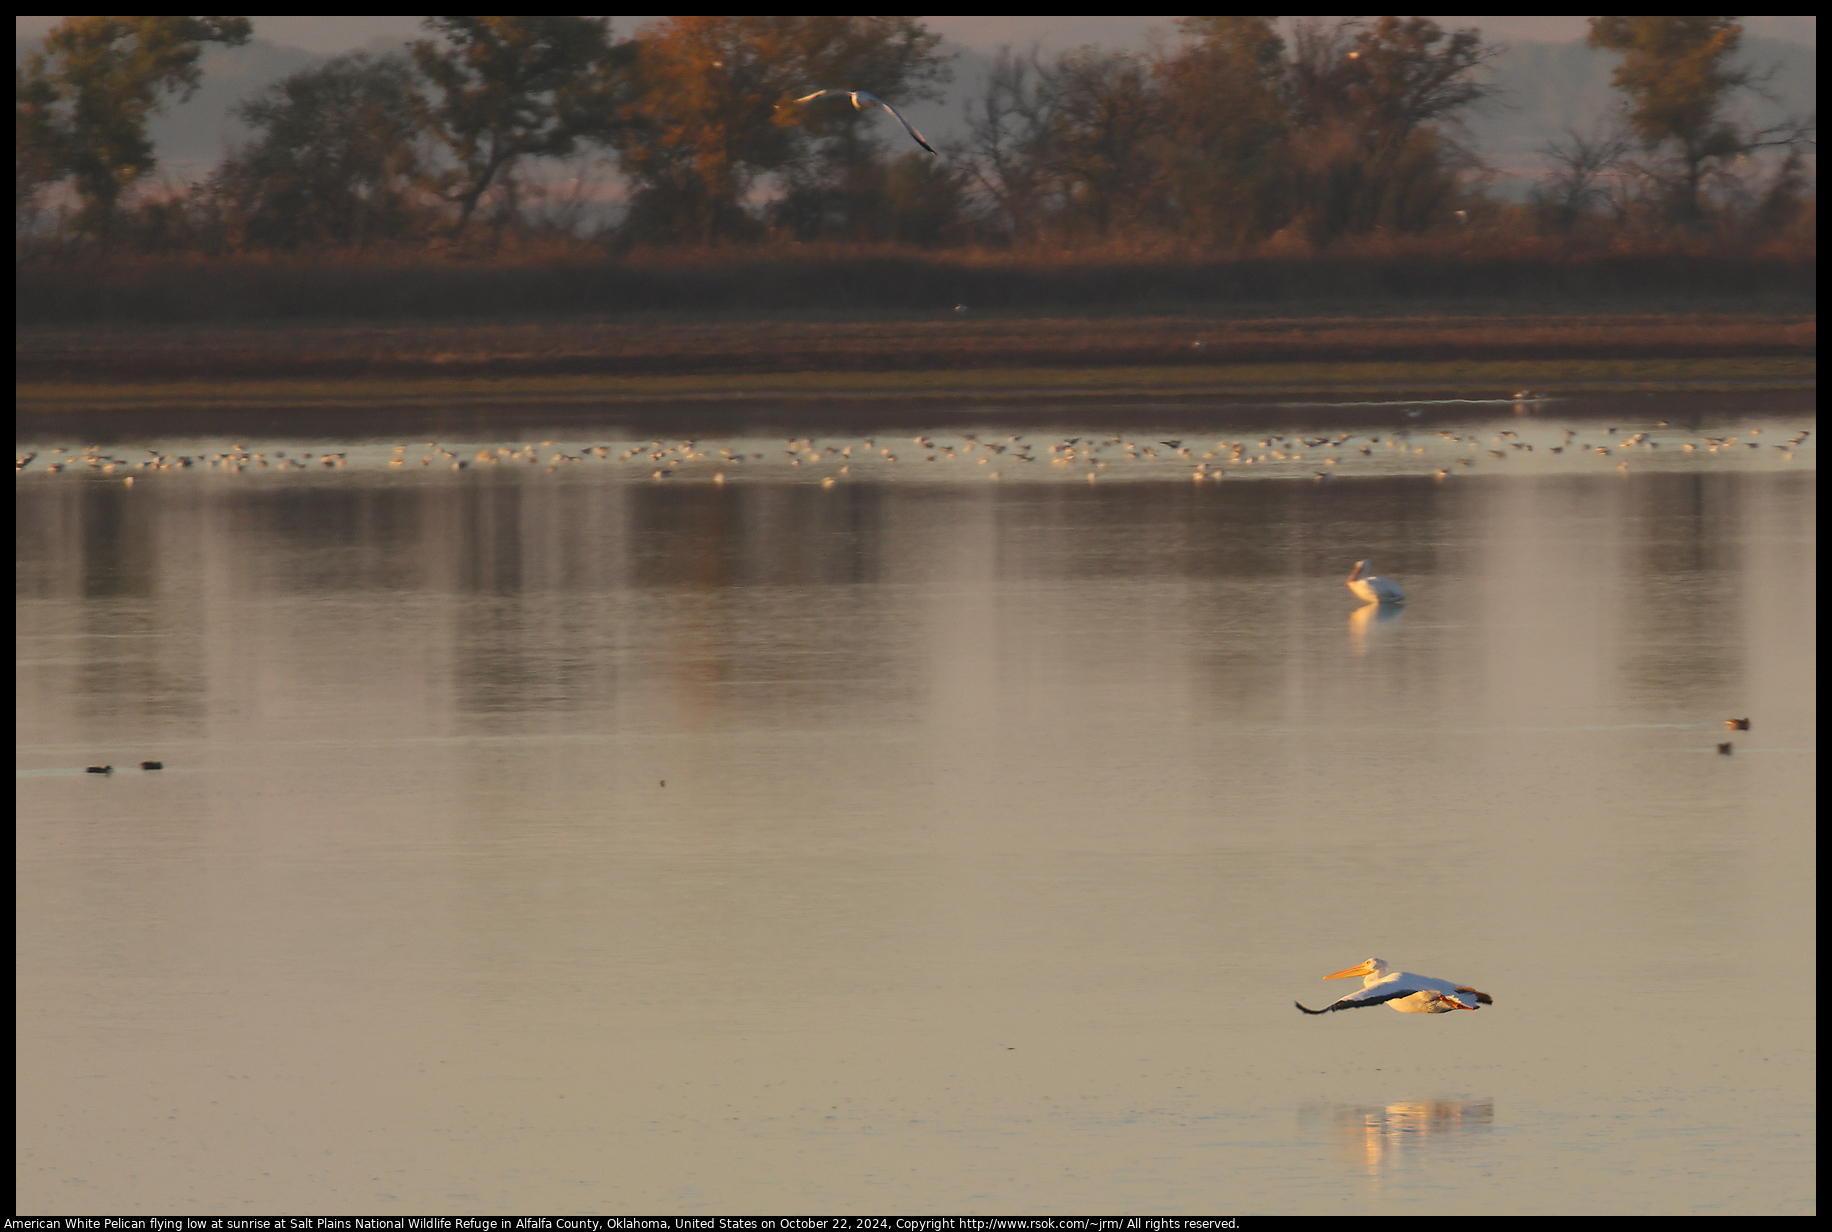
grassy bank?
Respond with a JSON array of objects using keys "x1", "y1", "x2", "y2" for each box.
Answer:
[
  {"x1": 17, "y1": 247, "x2": 1814, "y2": 418},
  {"x1": 16, "y1": 313, "x2": 1815, "y2": 386},
  {"x1": 15, "y1": 241, "x2": 1817, "y2": 327},
  {"x1": 17, "y1": 356, "x2": 1816, "y2": 418}
]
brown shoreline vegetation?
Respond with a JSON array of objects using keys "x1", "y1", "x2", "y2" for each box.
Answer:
[
  {"x1": 14, "y1": 312, "x2": 1815, "y2": 386},
  {"x1": 14, "y1": 243, "x2": 1817, "y2": 386},
  {"x1": 17, "y1": 240, "x2": 1816, "y2": 325}
]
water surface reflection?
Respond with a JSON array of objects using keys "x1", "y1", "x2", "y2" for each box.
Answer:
[
  {"x1": 15, "y1": 399, "x2": 1815, "y2": 1214},
  {"x1": 1303, "y1": 1099, "x2": 1496, "y2": 1177}
]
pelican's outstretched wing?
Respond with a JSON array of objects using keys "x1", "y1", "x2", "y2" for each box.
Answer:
[
  {"x1": 789, "y1": 89, "x2": 936, "y2": 154},
  {"x1": 1295, "y1": 987, "x2": 1426, "y2": 1014}
]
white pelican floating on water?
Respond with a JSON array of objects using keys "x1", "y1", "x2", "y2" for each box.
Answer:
[
  {"x1": 789, "y1": 90, "x2": 936, "y2": 153},
  {"x1": 1346, "y1": 560, "x2": 1405, "y2": 606},
  {"x1": 1296, "y1": 957, "x2": 1492, "y2": 1015}
]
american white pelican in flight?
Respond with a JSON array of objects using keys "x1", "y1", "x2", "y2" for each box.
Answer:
[
  {"x1": 1295, "y1": 957, "x2": 1492, "y2": 1015},
  {"x1": 790, "y1": 90, "x2": 936, "y2": 154},
  {"x1": 1346, "y1": 560, "x2": 1405, "y2": 606}
]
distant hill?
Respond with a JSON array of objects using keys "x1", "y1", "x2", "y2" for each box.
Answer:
[{"x1": 16, "y1": 30, "x2": 1816, "y2": 193}]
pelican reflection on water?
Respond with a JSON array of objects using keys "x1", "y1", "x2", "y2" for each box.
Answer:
[
  {"x1": 1347, "y1": 599, "x2": 1404, "y2": 653},
  {"x1": 1303, "y1": 1098, "x2": 1497, "y2": 1176}
]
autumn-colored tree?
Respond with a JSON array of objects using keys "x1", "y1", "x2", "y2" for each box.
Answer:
[
  {"x1": 956, "y1": 46, "x2": 1165, "y2": 243},
  {"x1": 1042, "y1": 48, "x2": 1165, "y2": 240},
  {"x1": 1284, "y1": 17, "x2": 1494, "y2": 240},
  {"x1": 16, "y1": 75, "x2": 63, "y2": 229},
  {"x1": 1156, "y1": 17, "x2": 1289, "y2": 246},
  {"x1": 1532, "y1": 124, "x2": 1634, "y2": 232},
  {"x1": 616, "y1": 16, "x2": 948, "y2": 244},
  {"x1": 962, "y1": 18, "x2": 1493, "y2": 248},
  {"x1": 412, "y1": 16, "x2": 634, "y2": 237},
  {"x1": 1587, "y1": 17, "x2": 1812, "y2": 227},
  {"x1": 955, "y1": 48, "x2": 1057, "y2": 243},
  {"x1": 215, "y1": 53, "x2": 431, "y2": 250},
  {"x1": 16, "y1": 16, "x2": 252, "y2": 237},
  {"x1": 869, "y1": 152, "x2": 972, "y2": 246},
  {"x1": 775, "y1": 149, "x2": 969, "y2": 245}
]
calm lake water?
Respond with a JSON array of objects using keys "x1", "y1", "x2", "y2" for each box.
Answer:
[{"x1": 16, "y1": 392, "x2": 1816, "y2": 1214}]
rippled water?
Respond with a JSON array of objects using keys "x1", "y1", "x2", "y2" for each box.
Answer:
[{"x1": 16, "y1": 393, "x2": 1816, "y2": 1213}]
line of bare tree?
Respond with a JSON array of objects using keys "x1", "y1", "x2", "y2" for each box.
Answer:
[{"x1": 16, "y1": 16, "x2": 1816, "y2": 255}]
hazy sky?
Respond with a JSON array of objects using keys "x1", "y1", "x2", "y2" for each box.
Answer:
[{"x1": 14, "y1": 16, "x2": 1818, "y2": 54}]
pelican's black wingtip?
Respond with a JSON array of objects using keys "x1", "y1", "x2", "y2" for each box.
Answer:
[{"x1": 1295, "y1": 1000, "x2": 1329, "y2": 1015}]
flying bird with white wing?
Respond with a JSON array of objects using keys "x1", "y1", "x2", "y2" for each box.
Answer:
[
  {"x1": 1295, "y1": 958, "x2": 1492, "y2": 1015},
  {"x1": 788, "y1": 89, "x2": 936, "y2": 154}
]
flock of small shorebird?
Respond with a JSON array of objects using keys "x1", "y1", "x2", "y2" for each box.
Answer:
[
  {"x1": 58, "y1": 422, "x2": 1772, "y2": 1017},
  {"x1": 14, "y1": 421, "x2": 1810, "y2": 486},
  {"x1": 12, "y1": 410, "x2": 1803, "y2": 822}
]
